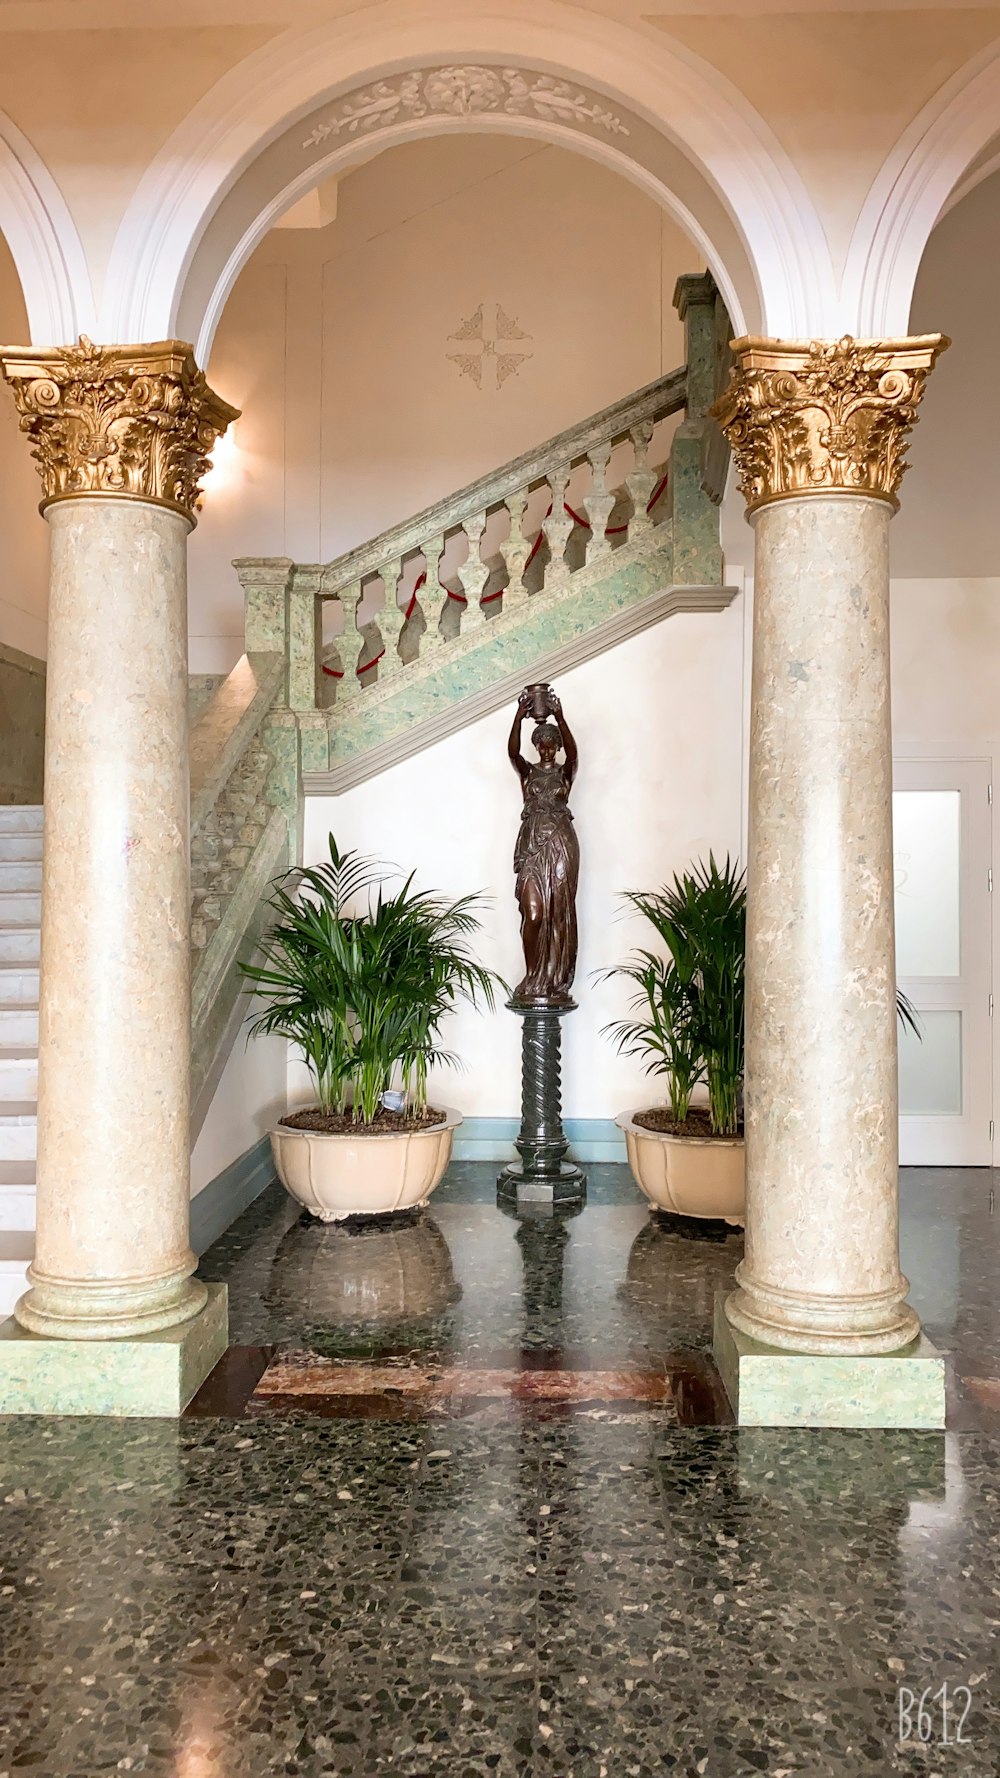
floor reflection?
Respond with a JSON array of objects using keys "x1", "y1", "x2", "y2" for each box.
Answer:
[
  {"x1": 3, "y1": 1162, "x2": 1000, "y2": 1774},
  {"x1": 619, "y1": 1210, "x2": 741, "y2": 1337},
  {"x1": 267, "y1": 1209, "x2": 462, "y2": 1345}
]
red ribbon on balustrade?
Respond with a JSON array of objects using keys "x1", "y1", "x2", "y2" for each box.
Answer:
[{"x1": 322, "y1": 470, "x2": 670, "y2": 680}]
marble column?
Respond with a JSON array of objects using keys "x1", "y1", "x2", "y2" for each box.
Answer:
[
  {"x1": 713, "y1": 334, "x2": 947, "y2": 1365},
  {"x1": 0, "y1": 339, "x2": 238, "y2": 1358}
]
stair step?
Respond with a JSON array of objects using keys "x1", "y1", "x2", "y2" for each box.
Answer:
[
  {"x1": 0, "y1": 834, "x2": 43, "y2": 863},
  {"x1": 0, "y1": 931, "x2": 40, "y2": 965},
  {"x1": 0, "y1": 1051, "x2": 38, "y2": 1100},
  {"x1": 0, "y1": 1164, "x2": 35, "y2": 1230},
  {"x1": 0, "y1": 863, "x2": 41, "y2": 892},
  {"x1": 0, "y1": 807, "x2": 43, "y2": 833},
  {"x1": 0, "y1": 1230, "x2": 33, "y2": 1316},
  {"x1": 0, "y1": 892, "x2": 41, "y2": 928},
  {"x1": 0, "y1": 1108, "x2": 37, "y2": 1160},
  {"x1": 0, "y1": 968, "x2": 39, "y2": 1007},
  {"x1": 0, "y1": 1008, "x2": 38, "y2": 1046}
]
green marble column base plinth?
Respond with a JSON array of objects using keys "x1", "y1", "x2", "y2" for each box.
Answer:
[
  {"x1": 0, "y1": 1283, "x2": 228, "y2": 1417},
  {"x1": 713, "y1": 1294, "x2": 945, "y2": 1429}
]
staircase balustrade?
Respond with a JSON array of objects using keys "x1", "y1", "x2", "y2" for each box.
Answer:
[
  {"x1": 0, "y1": 275, "x2": 734, "y2": 1153},
  {"x1": 234, "y1": 273, "x2": 732, "y2": 793},
  {"x1": 187, "y1": 651, "x2": 296, "y2": 1107},
  {"x1": 287, "y1": 366, "x2": 689, "y2": 720}
]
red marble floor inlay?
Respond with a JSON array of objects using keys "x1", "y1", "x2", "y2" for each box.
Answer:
[
  {"x1": 961, "y1": 1374, "x2": 1000, "y2": 1412},
  {"x1": 252, "y1": 1354, "x2": 675, "y2": 1404}
]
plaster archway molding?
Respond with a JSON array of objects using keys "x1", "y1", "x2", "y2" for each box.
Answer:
[
  {"x1": 844, "y1": 43, "x2": 1000, "y2": 336},
  {"x1": 936, "y1": 141, "x2": 1000, "y2": 225},
  {"x1": 102, "y1": 0, "x2": 838, "y2": 355},
  {"x1": 0, "y1": 110, "x2": 95, "y2": 345}
]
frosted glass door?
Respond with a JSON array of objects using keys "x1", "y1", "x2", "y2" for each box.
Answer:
[{"x1": 894, "y1": 760, "x2": 992, "y2": 1166}]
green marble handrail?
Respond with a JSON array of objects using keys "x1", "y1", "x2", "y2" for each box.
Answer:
[
  {"x1": 188, "y1": 652, "x2": 293, "y2": 1116},
  {"x1": 189, "y1": 651, "x2": 284, "y2": 833},
  {"x1": 309, "y1": 365, "x2": 688, "y2": 601}
]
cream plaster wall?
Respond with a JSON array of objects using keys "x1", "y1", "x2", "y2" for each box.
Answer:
[
  {"x1": 878, "y1": 173, "x2": 1000, "y2": 1165},
  {"x1": 192, "y1": 134, "x2": 697, "y2": 672},
  {"x1": 0, "y1": 234, "x2": 48, "y2": 660},
  {"x1": 893, "y1": 165, "x2": 1000, "y2": 579},
  {"x1": 190, "y1": 1021, "x2": 288, "y2": 1198},
  {"x1": 0, "y1": 26, "x2": 279, "y2": 303},
  {"x1": 892, "y1": 579, "x2": 1000, "y2": 742},
  {"x1": 0, "y1": 0, "x2": 997, "y2": 315},
  {"x1": 300, "y1": 599, "x2": 746, "y2": 1120},
  {"x1": 645, "y1": 8, "x2": 1000, "y2": 273}
]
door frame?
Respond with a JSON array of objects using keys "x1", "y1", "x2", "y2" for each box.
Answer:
[{"x1": 893, "y1": 751, "x2": 993, "y2": 1167}]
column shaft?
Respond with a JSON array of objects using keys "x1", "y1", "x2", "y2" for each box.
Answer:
[
  {"x1": 726, "y1": 493, "x2": 917, "y2": 1354},
  {"x1": 17, "y1": 497, "x2": 206, "y2": 1339}
]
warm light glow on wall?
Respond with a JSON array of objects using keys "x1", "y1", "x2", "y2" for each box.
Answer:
[{"x1": 205, "y1": 423, "x2": 240, "y2": 494}]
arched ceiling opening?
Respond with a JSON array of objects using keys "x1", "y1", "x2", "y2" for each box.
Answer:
[
  {"x1": 844, "y1": 41, "x2": 1000, "y2": 337},
  {"x1": 178, "y1": 66, "x2": 763, "y2": 364},
  {"x1": 0, "y1": 109, "x2": 94, "y2": 346},
  {"x1": 4, "y1": 3, "x2": 1000, "y2": 354},
  {"x1": 101, "y1": 2, "x2": 839, "y2": 357}
]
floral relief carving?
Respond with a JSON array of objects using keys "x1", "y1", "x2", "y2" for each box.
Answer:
[
  {"x1": 303, "y1": 66, "x2": 629, "y2": 149},
  {"x1": 448, "y1": 303, "x2": 533, "y2": 390},
  {"x1": 711, "y1": 334, "x2": 948, "y2": 513},
  {"x1": 0, "y1": 337, "x2": 239, "y2": 524}
]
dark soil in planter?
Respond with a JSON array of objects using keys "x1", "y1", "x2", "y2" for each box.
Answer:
[
  {"x1": 633, "y1": 1106, "x2": 744, "y2": 1140},
  {"x1": 280, "y1": 1106, "x2": 449, "y2": 1136}
]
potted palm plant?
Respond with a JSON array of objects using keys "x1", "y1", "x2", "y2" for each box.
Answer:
[
  {"x1": 603, "y1": 854, "x2": 747, "y2": 1222},
  {"x1": 604, "y1": 856, "x2": 923, "y2": 1223},
  {"x1": 242, "y1": 838, "x2": 501, "y2": 1221}
]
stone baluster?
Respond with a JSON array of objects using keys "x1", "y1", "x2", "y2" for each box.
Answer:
[
  {"x1": 377, "y1": 556, "x2": 406, "y2": 680},
  {"x1": 0, "y1": 339, "x2": 235, "y2": 1413},
  {"x1": 625, "y1": 420, "x2": 657, "y2": 541},
  {"x1": 711, "y1": 331, "x2": 949, "y2": 1428},
  {"x1": 418, "y1": 533, "x2": 448, "y2": 655},
  {"x1": 501, "y1": 488, "x2": 532, "y2": 609},
  {"x1": 541, "y1": 462, "x2": 573, "y2": 591},
  {"x1": 334, "y1": 580, "x2": 368, "y2": 705},
  {"x1": 458, "y1": 511, "x2": 489, "y2": 632},
  {"x1": 582, "y1": 443, "x2": 615, "y2": 566}
]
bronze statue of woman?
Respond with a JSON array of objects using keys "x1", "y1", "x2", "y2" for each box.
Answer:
[{"x1": 507, "y1": 684, "x2": 580, "y2": 1006}]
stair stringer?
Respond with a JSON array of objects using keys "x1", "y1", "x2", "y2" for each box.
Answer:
[{"x1": 304, "y1": 574, "x2": 740, "y2": 796}]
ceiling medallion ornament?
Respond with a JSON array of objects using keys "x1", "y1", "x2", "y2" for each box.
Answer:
[
  {"x1": 0, "y1": 338, "x2": 239, "y2": 526},
  {"x1": 711, "y1": 333, "x2": 949, "y2": 514},
  {"x1": 303, "y1": 66, "x2": 629, "y2": 150}
]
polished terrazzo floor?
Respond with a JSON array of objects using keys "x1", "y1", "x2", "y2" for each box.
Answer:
[{"x1": 1, "y1": 1161, "x2": 999, "y2": 1775}]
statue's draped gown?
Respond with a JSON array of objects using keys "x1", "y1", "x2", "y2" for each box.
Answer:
[{"x1": 514, "y1": 761, "x2": 579, "y2": 1002}]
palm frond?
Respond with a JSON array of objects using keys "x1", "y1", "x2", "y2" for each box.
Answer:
[{"x1": 241, "y1": 833, "x2": 504, "y2": 1118}]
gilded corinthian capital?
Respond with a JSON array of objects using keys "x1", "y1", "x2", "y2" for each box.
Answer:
[
  {"x1": 711, "y1": 334, "x2": 948, "y2": 515},
  {"x1": 0, "y1": 337, "x2": 239, "y2": 526}
]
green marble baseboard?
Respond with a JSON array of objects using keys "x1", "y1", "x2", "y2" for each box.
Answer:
[
  {"x1": 0, "y1": 1283, "x2": 228, "y2": 1417},
  {"x1": 713, "y1": 1294, "x2": 946, "y2": 1429},
  {"x1": 453, "y1": 1116, "x2": 625, "y2": 1164}
]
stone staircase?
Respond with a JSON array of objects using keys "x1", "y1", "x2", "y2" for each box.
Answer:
[
  {"x1": 0, "y1": 804, "x2": 41, "y2": 1312},
  {"x1": 236, "y1": 271, "x2": 735, "y2": 794},
  {"x1": 0, "y1": 271, "x2": 734, "y2": 1314},
  {"x1": 0, "y1": 662, "x2": 296, "y2": 1312}
]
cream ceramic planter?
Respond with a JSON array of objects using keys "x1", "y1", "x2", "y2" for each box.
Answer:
[
  {"x1": 270, "y1": 1108, "x2": 461, "y2": 1222},
  {"x1": 616, "y1": 1110, "x2": 745, "y2": 1224}
]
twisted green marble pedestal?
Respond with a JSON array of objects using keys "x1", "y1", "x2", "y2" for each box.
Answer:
[
  {"x1": 0, "y1": 1283, "x2": 227, "y2": 1417},
  {"x1": 713, "y1": 1294, "x2": 945, "y2": 1428},
  {"x1": 497, "y1": 1002, "x2": 586, "y2": 1210}
]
